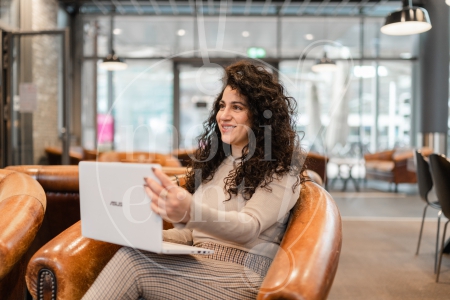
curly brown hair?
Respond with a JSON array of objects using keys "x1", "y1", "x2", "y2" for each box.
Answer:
[{"x1": 185, "y1": 60, "x2": 305, "y2": 200}]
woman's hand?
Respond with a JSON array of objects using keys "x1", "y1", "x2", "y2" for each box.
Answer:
[{"x1": 144, "y1": 168, "x2": 192, "y2": 224}]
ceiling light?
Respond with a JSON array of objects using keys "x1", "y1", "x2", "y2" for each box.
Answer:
[
  {"x1": 100, "y1": 50, "x2": 127, "y2": 71},
  {"x1": 305, "y1": 34, "x2": 314, "y2": 40},
  {"x1": 113, "y1": 28, "x2": 122, "y2": 35},
  {"x1": 381, "y1": 0, "x2": 431, "y2": 35},
  {"x1": 242, "y1": 31, "x2": 250, "y2": 37},
  {"x1": 100, "y1": 10, "x2": 127, "y2": 71},
  {"x1": 400, "y1": 52, "x2": 413, "y2": 59},
  {"x1": 311, "y1": 52, "x2": 337, "y2": 73},
  {"x1": 177, "y1": 29, "x2": 186, "y2": 36},
  {"x1": 353, "y1": 66, "x2": 388, "y2": 78},
  {"x1": 447, "y1": 0, "x2": 450, "y2": 6}
]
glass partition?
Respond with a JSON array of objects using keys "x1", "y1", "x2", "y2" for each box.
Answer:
[
  {"x1": 95, "y1": 59, "x2": 174, "y2": 153},
  {"x1": 80, "y1": 13, "x2": 417, "y2": 156},
  {"x1": 279, "y1": 59, "x2": 412, "y2": 155},
  {"x1": 178, "y1": 63, "x2": 224, "y2": 149},
  {"x1": 281, "y1": 17, "x2": 360, "y2": 59}
]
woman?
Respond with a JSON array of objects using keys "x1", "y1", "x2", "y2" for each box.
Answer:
[{"x1": 83, "y1": 61, "x2": 305, "y2": 299}]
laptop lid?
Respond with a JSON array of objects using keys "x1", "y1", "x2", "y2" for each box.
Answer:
[{"x1": 79, "y1": 161, "x2": 163, "y2": 252}]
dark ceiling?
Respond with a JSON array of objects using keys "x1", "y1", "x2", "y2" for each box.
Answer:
[{"x1": 58, "y1": 0, "x2": 404, "y2": 17}]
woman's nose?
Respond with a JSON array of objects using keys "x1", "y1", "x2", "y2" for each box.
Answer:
[{"x1": 219, "y1": 108, "x2": 232, "y2": 120}]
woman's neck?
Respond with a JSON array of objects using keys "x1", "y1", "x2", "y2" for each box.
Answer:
[{"x1": 231, "y1": 145, "x2": 244, "y2": 158}]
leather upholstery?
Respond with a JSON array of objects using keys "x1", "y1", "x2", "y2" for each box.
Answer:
[
  {"x1": 6, "y1": 166, "x2": 81, "y2": 251},
  {"x1": 364, "y1": 147, "x2": 433, "y2": 186},
  {"x1": 305, "y1": 152, "x2": 328, "y2": 184},
  {"x1": 171, "y1": 148, "x2": 196, "y2": 167},
  {"x1": 45, "y1": 146, "x2": 84, "y2": 165},
  {"x1": 258, "y1": 181, "x2": 341, "y2": 299},
  {"x1": 0, "y1": 170, "x2": 46, "y2": 300},
  {"x1": 98, "y1": 151, "x2": 182, "y2": 167},
  {"x1": 26, "y1": 222, "x2": 121, "y2": 300},
  {"x1": 26, "y1": 180, "x2": 341, "y2": 300}
]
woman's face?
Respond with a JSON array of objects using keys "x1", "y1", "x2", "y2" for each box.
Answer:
[{"x1": 216, "y1": 86, "x2": 252, "y2": 149}]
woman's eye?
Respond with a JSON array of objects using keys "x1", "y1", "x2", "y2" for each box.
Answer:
[
  {"x1": 219, "y1": 103, "x2": 225, "y2": 109},
  {"x1": 233, "y1": 105, "x2": 242, "y2": 111}
]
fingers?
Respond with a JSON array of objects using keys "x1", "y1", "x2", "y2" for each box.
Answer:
[
  {"x1": 145, "y1": 175, "x2": 180, "y2": 200},
  {"x1": 152, "y1": 167, "x2": 176, "y2": 188},
  {"x1": 145, "y1": 185, "x2": 167, "y2": 215},
  {"x1": 144, "y1": 171, "x2": 192, "y2": 224},
  {"x1": 151, "y1": 201, "x2": 167, "y2": 218},
  {"x1": 147, "y1": 186, "x2": 181, "y2": 223},
  {"x1": 144, "y1": 177, "x2": 165, "y2": 196}
]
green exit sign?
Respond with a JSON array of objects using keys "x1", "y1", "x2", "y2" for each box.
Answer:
[{"x1": 247, "y1": 47, "x2": 266, "y2": 58}]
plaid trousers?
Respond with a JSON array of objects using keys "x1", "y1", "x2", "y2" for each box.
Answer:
[{"x1": 82, "y1": 243, "x2": 272, "y2": 300}]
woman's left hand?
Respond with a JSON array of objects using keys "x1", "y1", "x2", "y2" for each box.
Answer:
[{"x1": 144, "y1": 168, "x2": 192, "y2": 224}]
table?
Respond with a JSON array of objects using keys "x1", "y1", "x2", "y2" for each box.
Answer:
[{"x1": 329, "y1": 157, "x2": 364, "y2": 192}]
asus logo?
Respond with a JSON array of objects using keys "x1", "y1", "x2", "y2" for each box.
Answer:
[{"x1": 110, "y1": 201, "x2": 123, "y2": 207}]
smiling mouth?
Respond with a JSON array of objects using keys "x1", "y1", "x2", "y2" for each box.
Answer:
[{"x1": 222, "y1": 125, "x2": 236, "y2": 132}]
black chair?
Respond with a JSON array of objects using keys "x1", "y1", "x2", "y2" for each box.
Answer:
[
  {"x1": 415, "y1": 150, "x2": 441, "y2": 273},
  {"x1": 428, "y1": 154, "x2": 450, "y2": 282}
]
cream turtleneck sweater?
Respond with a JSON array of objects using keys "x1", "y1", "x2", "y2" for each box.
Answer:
[{"x1": 163, "y1": 156, "x2": 300, "y2": 259}]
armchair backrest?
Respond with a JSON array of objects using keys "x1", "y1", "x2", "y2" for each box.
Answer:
[
  {"x1": 304, "y1": 152, "x2": 329, "y2": 184},
  {"x1": 258, "y1": 181, "x2": 342, "y2": 300},
  {"x1": 98, "y1": 151, "x2": 182, "y2": 167},
  {"x1": 0, "y1": 170, "x2": 46, "y2": 300}
]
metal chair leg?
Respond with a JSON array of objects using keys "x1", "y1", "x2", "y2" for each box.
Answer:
[
  {"x1": 435, "y1": 211, "x2": 442, "y2": 274},
  {"x1": 416, "y1": 204, "x2": 429, "y2": 255},
  {"x1": 436, "y1": 220, "x2": 449, "y2": 282}
]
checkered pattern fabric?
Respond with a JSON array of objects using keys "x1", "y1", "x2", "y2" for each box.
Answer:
[
  {"x1": 195, "y1": 242, "x2": 272, "y2": 277},
  {"x1": 82, "y1": 244, "x2": 270, "y2": 300}
]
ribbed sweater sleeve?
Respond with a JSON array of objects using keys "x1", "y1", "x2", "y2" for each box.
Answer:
[{"x1": 162, "y1": 228, "x2": 193, "y2": 245}]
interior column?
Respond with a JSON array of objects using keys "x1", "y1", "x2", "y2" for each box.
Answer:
[{"x1": 419, "y1": 0, "x2": 449, "y2": 154}]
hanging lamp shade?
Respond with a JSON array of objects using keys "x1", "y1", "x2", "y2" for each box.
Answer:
[
  {"x1": 446, "y1": 0, "x2": 450, "y2": 6},
  {"x1": 312, "y1": 53, "x2": 337, "y2": 73},
  {"x1": 381, "y1": 3, "x2": 431, "y2": 35},
  {"x1": 99, "y1": 50, "x2": 127, "y2": 71}
]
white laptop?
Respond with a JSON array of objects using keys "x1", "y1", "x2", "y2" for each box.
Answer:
[{"x1": 79, "y1": 161, "x2": 214, "y2": 255}]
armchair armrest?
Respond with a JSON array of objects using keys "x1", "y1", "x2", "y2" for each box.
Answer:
[
  {"x1": 26, "y1": 221, "x2": 121, "y2": 300},
  {"x1": 0, "y1": 196, "x2": 45, "y2": 280},
  {"x1": 364, "y1": 149, "x2": 395, "y2": 161},
  {"x1": 258, "y1": 182, "x2": 342, "y2": 300},
  {"x1": 392, "y1": 152, "x2": 414, "y2": 163},
  {"x1": 0, "y1": 170, "x2": 46, "y2": 280}
]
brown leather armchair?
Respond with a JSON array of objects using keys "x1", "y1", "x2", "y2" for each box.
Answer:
[
  {"x1": 364, "y1": 147, "x2": 433, "y2": 192},
  {"x1": 171, "y1": 148, "x2": 197, "y2": 167},
  {"x1": 98, "y1": 151, "x2": 182, "y2": 167},
  {"x1": 45, "y1": 146, "x2": 84, "y2": 165},
  {"x1": 26, "y1": 181, "x2": 342, "y2": 300},
  {"x1": 0, "y1": 170, "x2": 46, "y2": 300},
  {"x1": 5, "y1": 166, "x2": 80, "y2": 250},
  {"x1": 305, "y1": 152, "x2": 329, "y2": 185}
]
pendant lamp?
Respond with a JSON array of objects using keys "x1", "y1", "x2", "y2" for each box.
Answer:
[
  {"x1": 100, "y1": 50, "x2": 127, "y2": 71},
  {"x1": 380, "y1": 0, "x2": 431, "y2": 35},
  {"x1": 100, "y1": 10, "x2": 127, "y2": 71},
  {"x1": 312, "y1": 52, "x2": 337, "y2": 73}
]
